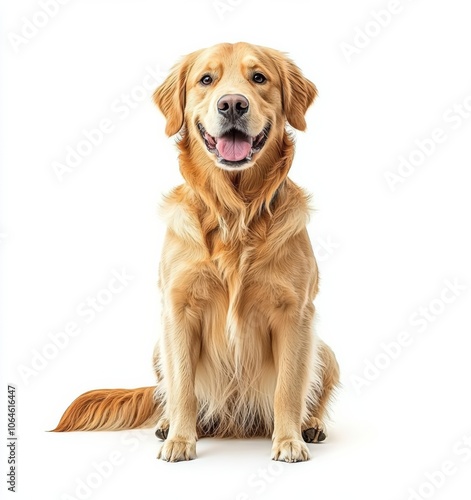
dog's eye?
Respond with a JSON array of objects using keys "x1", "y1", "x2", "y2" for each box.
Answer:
[
  {"x1": 200, "y1": 75, "x2": 213, "y2": 86},
  {"x1": 253, "y1": 73, "x2": 267, "y2": 84}
]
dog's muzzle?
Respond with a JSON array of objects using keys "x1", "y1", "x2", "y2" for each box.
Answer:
[{"x1": 197, "y1": 93, "x2": 271, "y2": 168}]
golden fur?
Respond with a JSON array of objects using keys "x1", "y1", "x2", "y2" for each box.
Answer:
[{"x1": 53, "y1": 42, "x2": 340, "y2": 463}]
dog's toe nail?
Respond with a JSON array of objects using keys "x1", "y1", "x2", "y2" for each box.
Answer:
[
  {"x1": 155, "y1": 428, "x2": 168, "y2": 440},
  {"x1": 302, "y1": 428, "x2": 316, "y2": 443},
  {"x1": 302, "y1": 427, "x2": 326, "y2": 443}
]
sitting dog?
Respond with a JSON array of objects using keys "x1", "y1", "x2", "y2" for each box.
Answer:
[{"x1": 54, "y1": 42, "x2": 340, "y2": 463}]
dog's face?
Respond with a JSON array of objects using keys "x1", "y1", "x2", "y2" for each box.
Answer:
[{"x1": 154, "y1": 42, "x2": 317, "y2": 171}]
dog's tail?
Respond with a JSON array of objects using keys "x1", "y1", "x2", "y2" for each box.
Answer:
[{"x1": 51, "y1": 387, "x2": 160, "y2": 432}]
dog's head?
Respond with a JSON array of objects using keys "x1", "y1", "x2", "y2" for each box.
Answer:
[{"x1": 154, "y1": 42, "x2": 317, "y2": 172}]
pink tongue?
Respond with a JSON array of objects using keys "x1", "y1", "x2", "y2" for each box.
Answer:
[{"x1": 216, "y1": 134, "x2": 252, "y2": 161}]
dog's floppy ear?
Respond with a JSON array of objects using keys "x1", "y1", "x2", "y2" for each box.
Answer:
[
  {"x1": 277, "y1": 54, "x2": 317, "y2": 131},
  {"x1": 153, "y1": 51, "x2": 200, "y2": 136}
]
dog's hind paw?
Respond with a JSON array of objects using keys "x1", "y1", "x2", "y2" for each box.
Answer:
[
  {"x1": 302, "y1": 417, "x2": 327, "y2": 443},
  {"x1": 155, "y1": 418, "x2": 170, "y2": 441}
]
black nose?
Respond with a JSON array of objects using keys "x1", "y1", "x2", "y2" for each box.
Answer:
[{"x1": 217, "y1": 94, "x2": 249, "y2": 118}]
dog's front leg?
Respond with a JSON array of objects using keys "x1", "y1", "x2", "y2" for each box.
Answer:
[
  {"x1": 271, "y1": 311, "x2": 313, "y2": 462},
  {"x1": 157, "y1": 307, "x2": 201, "y2": 462}
]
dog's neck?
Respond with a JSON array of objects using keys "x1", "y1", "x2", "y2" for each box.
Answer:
[{"x1": 177, "y1": 130, "x2": 295, "y2": 234}]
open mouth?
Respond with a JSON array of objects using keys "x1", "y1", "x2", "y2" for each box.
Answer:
[{"x1": 198, "y1": 123, "x2": 270, "y2": 168}]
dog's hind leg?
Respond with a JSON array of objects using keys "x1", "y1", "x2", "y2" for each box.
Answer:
[{"x1": 302, "y1": 340, "x2": 339, "y2": 443}]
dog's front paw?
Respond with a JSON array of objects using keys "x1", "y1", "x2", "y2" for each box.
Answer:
[
  {"x1": 157, "y1": 438, "x2": 196, "y2": 462},
  {"x1": 271, "y1": 438, "x2": 310, "y2": 463}
]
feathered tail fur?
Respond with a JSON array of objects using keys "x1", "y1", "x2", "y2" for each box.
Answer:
[{"x1": 52, "y1": 387, "x2": 160, "y2": 432}]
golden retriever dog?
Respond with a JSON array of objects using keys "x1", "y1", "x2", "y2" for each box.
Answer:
[{"x1": 53, "y1": 42, "x2": 340, "y2": 463}]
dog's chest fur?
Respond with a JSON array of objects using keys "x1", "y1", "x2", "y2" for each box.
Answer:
[{"x1": 159, "y1": 183, "x2": 312, "y2": 436}]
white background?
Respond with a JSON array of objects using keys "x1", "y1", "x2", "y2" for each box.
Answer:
[{"x1": 1, "y1": 0, "x2": 471, "y2": 499}]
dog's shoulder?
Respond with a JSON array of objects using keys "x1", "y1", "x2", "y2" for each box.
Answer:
[
  {"x1": 160, "y1": 184, "x2": 203, "y2": 245},
  {"x1": 268, "y1": 179, "x2": 312, "y2": 242}
]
